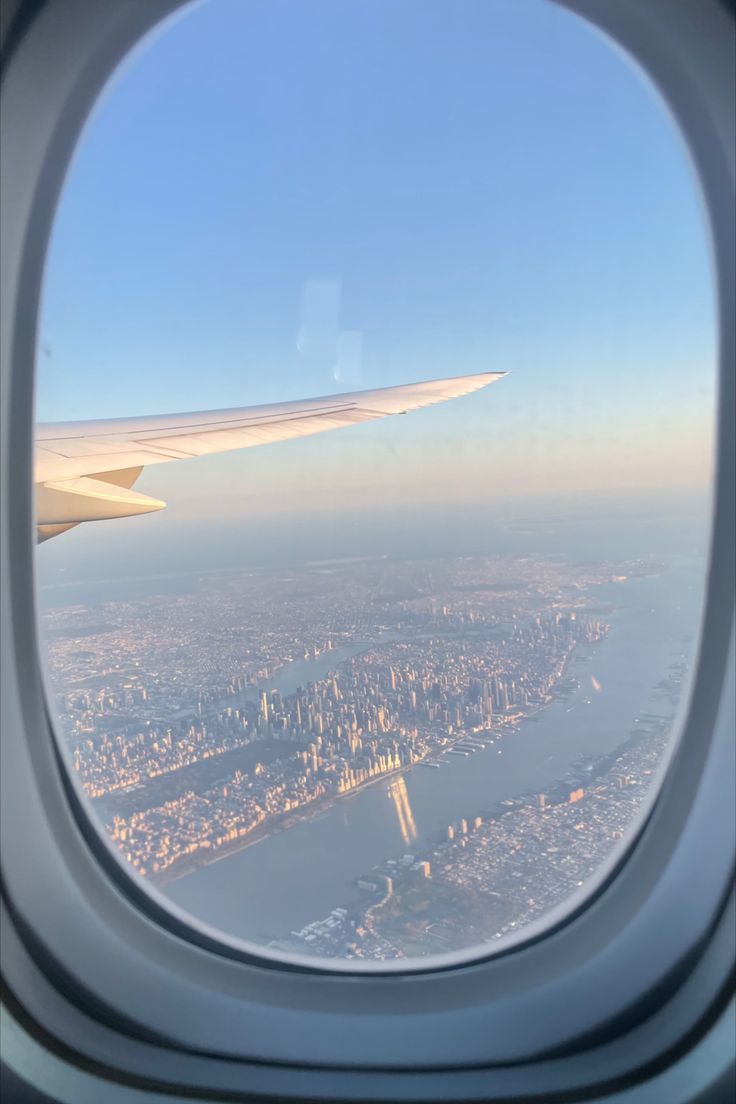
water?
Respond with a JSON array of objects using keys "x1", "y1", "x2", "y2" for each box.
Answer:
[
  {"x1": 38, "y1": 569, "x2": 208, "y2": 608},
  {"x1": 164, "y1": 559, "x2": 703, "y2": 943}
]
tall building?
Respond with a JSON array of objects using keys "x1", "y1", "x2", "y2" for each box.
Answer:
[{"x1": 481, "y1": 680, "x2": 492, "y2": 721}]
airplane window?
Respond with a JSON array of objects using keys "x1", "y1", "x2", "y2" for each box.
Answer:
[{"x1": 34, "y1": 0, "x2": 715, "y2": 966}]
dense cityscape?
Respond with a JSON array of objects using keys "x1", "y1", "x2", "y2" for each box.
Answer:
[{"x1": 39, "y1": 553, "x2": 682, "y2": 957}]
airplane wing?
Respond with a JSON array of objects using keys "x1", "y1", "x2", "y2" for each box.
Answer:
[{"x1": 35, "y1": 371, "x2": 506, "y2": 540}]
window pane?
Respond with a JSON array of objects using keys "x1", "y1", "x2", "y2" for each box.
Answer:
[{"x1": 35, "y1": 0, "x2": 715, "y2": 965}]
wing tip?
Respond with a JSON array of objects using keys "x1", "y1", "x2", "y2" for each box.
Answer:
[{"x1": 439, "y1": 369, "x2": 508, "y2": 394}]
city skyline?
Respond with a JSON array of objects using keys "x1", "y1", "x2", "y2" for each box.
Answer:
[{"x1": 40, "y1": 550, "x2": 695, "y2": 957}]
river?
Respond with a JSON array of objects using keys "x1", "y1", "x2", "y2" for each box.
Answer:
[{"x1": 163, "y1": 557, "x2": 703, "y2": 944}]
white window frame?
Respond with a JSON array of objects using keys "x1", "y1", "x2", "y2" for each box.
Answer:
[{"x1": 1, "y1": 0, "x2": 734, "y2": 1099}]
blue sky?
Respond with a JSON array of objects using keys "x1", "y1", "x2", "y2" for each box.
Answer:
[{"x1": 36, "y1": 0, "x2": 715, "y2": 559}]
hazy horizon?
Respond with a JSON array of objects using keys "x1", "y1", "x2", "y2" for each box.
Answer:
[{"x1": 37, "y1": 483, "x2": 711, "y2": 607}]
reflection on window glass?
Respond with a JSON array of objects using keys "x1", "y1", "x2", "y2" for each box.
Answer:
[{"x1": 35, "y1": 0, "x2": 714, "y2": 963}]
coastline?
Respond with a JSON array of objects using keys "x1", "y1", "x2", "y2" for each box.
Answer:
[{"x1": 153, "y1": 757, "x2": 415, "y2": 886}]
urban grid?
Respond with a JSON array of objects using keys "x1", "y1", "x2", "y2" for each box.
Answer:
[{"x1": 40, "y1": 554, "x2": 682, "y2": 958}]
